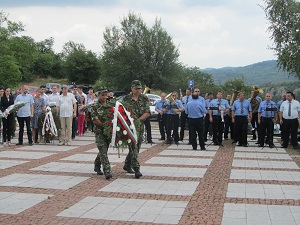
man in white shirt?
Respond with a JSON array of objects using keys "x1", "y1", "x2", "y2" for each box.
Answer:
[
  {"x1": 40, "y1": 85, "x2": 49, "y2": 106},
  {"x1": 57, "y1": 85, "x2": 77, "y2": 146},
  {"x1": 279, "y1": 91, "x2": 300, "y2": 149},
  {"x1": 48, "y1": 85, "x2": 60, "y2": 106},
  {"x1": 78, "y1": 86, "x2": 87, "y2": 104}
]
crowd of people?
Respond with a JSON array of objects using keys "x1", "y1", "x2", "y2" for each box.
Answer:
[
  {"x1": 1, "y1": 82, "x2": 300, "y2": 181},
  {"x1": 154, "y1": 88, "x2": 300, "y2": 151}
]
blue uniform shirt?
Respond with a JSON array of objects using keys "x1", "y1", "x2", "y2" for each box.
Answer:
[
  {"x1": 277, "y1": 100, "x2": 284, "y2": 110},
  {"x1": 155, "y1": 100, "x2": 166, "y2": 112},
  {"x1": 209, "y1": 99, "x2": 230, "y2": 116},
  {"x1": 188, "y1": 95, "x2": 205, "y2": 105},
  {"x1": 15, "y1": 93, "x2": 34, "y2": 117},
  {"x1": 258, "y1": 100, "x2": 277, "y2": 118},
  {"x1": 186, "y1": 99, "x2": 207, "y2": 118},
  {"x1": 232, "y1": 99, "x2": 252, "y2": 116},
  {"x1": 181, "y1": 95, "x2": 191, "y2": 110},
  {"x1": 205, "y1": 99, "x2": 212, "y2": 108},
  {"x1": 164, "y1": 99, "x2": 184, "y2": 115}
]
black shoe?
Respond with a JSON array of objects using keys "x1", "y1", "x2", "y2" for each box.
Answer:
[
  {"x1": 16, "y1": 143, "x2": 23, "y2": 145},
  {"x1": 179, "y1": 139, "x2": 183, "y2": 142},
  {"x1": 201, "y1": 147, "x2": 206, "y2": 150},
  {"x1": 148, "y1": 141, "x2": 155, "y2": 144},
  {"x1": 133, "y1": 168, "x2": 142, "y2": 179},
  {"x1": 213, "y1": 142, "x2": 219, "y2": 146},
  {"x1": 224, "y1": 137, "x2": 228, "y2": 140},
  {"x1": 165, "y1": 140, "x2": 172, "y2": 144},
  {"x1": 29, "y1": 142, "x2": 33, "y2": 146},
  {"x1": 94, "y1": 168, "x2": 104, "y2": 175},
  {"x1": 243, "y1": 143, "x2": 249, "y2": 147},
  {"x1": 255, "y1": 142, "x2": 259, "y2": 144},
  {"x1": 175, "y1": 142, "x2": 179, "y2": 145},
  {"x1": 269, "y1": 143, "x2": 276, "y2": 148},
  {"x1": 258, "y1": 144, "x2": 264, "y2": 147},
  {"x1": 232, "y1": 140, "x2": 237, "y2": 144},
  {"x1": 250, "y1": 137, "x2": 256, "y2": 140},
  {"x1": 123, "y1": 165, "x2": 134, "y2": 174},
  {"x1": 158, "y1": 138, "x2": 165, "y2": 141},
  {"x1": 193, "y1": 148, "x2": 197, "y2": 150},
  {"x1": 105, "y1": 173, "x2": 112, "y2": 180},
  {"x1": 281, "y1": 144, "x2": 287, "y2": 148},
  {"x1": 293, "y1": 146, "x2": 298, "y2": 150}
]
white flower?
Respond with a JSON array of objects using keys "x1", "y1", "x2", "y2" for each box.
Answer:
[
  {"x1": 118, "y1": 140, "x2": 122, "y2": 145},
  {"x1": 116, "y1": 126, "x2": 120, "y2": 131},
  {"x1": 130, "y1": 125, "x2": 133, "y2": 129},
  {"x1": 128, "y1": 139, "x2": 131, "y2": 143},
  {"x1": 123, "y1": 130, "x2": 127, "y2": 135}
]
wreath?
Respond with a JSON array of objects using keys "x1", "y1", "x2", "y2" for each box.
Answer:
[{"x1": 38, "y1": 107, "x2": 61, "y2": 141}]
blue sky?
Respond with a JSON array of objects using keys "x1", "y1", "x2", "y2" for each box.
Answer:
[{"x1": 0, "y1": 0, "x2": 275, "y2": 68}]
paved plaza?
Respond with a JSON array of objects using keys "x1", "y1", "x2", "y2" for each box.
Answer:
[{"x1": 0, "y1": 122, "x2": 299, "y2": 224}]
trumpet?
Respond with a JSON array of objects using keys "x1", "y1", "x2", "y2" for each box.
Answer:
[
  {"x1": 165, "y1": 92, "x2": 180, "y2": 114},
  {"x1": 143, "y1": 86, "x2": 151, "y2": 94}
]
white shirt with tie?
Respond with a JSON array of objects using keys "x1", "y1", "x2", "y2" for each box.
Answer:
[{"x1": 280, "y1": 99, "x2": 300, "y2": 119}]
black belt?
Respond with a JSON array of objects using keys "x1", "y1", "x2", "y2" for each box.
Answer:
[
  {"x1": 212, "y1": 115, "x2": 221, "y2": 117},
  {"x1": 283, "y1": 118, "x2": 298, "y2": 120},
  {"x1": 235, "y1": 115, "x2": 248, "y2": 117},
  {"x1": 261, "y1": 117, "x2": 273, "y2": 119}
]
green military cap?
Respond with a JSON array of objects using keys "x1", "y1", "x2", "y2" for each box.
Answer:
[
  {"x1": 131, "y1": 80, "x2": 142, "y2": 88},
  {"x1": 98, "y1": 86, "x2": 108, "y2": 93}
]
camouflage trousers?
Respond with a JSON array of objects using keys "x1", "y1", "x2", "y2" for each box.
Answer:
[
  {"x1": 94, "y1": 134, "x2": 111, "y2": 174},
  {"x1": 124, "y1": 125, "x2": 144, "y2": 169}
]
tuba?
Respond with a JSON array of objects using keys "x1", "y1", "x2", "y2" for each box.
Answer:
[
  {"x1": 228, "y1": 90, "x2": 239, "y2": 118},
  {"x1": 250, "y1": 86, "x2": 263, "y2": 113}
]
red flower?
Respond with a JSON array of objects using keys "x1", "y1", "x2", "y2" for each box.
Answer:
[
  {"x1": 110, "y1": 129, "x2": 113, "y2": 134},
  {"x1": 127, "y1": 106, "x2": 131, "y2": 111},
  {"x1": 108, "y1": 121, "x2": 113, "y2": 126},
  {"x1": 115, "y1": 138, "x2": 119, "y2": 143},
  {"x1": 109, "y1": 107, "x2": 114, "y2": 112},
  {"x1": 134, "y1": 119, "x2": 136, "y2": 122},
  {"x1": 131, "y1": 112, "x2": 134, "y2": 116},
  {"x1": 118, "y1": 105, "x2": 125, "y2": 113},
  {"x1": 107, "y1": 114, "x2": 112, "y2": 118}
]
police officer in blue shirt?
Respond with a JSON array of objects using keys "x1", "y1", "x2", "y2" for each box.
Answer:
[
  {"x1": 155, "y1": 92, "x2": 167, "y2": 140},
  {"x1": 186, "y1": 93, "x2": 207, "y2": 150},
  {"x1": 277, "y1": 93, "x2": 286, "y2": 140},
  {"x1": 209, "y1": 91, "x2": 230, "y2": 146},
  {"x1": 232, "y1": 92, "x2": 252, "y2": 147},
  {"x1": 179, "y1": 88, "x2": 192, "y2": 143},
  {"x1": 258, "y1": 93, "x2": 278, "y2": 148},
  {"x1": 163, "y1": 91, "x2": 184, "y2": 145},
  {"x1": 204, "y1": 92, "x2": 214, "y2": 142}
]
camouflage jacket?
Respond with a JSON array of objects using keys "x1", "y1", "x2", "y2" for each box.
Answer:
[
  {"x1": 91, "y1": 101, "x2": 106, "y2": 135},
  {"x1": 122, "y1": 93, "x2": 150, "y2": 120}
]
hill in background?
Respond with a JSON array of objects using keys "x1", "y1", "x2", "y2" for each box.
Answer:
[{"x1": 202, "y1": 60, "x2": 298, "y2": 86}]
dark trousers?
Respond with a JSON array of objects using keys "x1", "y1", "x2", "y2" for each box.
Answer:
[
  {"x1": 259, "y1": 117, "x2": 274, "y2": 145},
  {"x1": 72, "y1": 117, "x2": 78, "y2": 139},
  {"x1": 204, "y1": 114, "x2": 212, "y2": 141},
  {"x1": 2, "y1": 114, "x2": 14, "y2": 142},
  {"x1": 17, "y1": 116, "x2": 32, "y2": 144},
  {"x1": 180, "y1": 111, "x2": 190, "y2": 141},
  {"x1": 282, "y1": 118, "x2": 299, "y2": 147},
  {"x1": 166, "y1": 114, "x2": 179, "y2": 142},
  {"x1": 144, "y1": 118, "x2": 152, "y2": 142},
  {"x1": 224, "y1": 115, "x2": 234, "y2": 139},
  {"x1": 212, "y1": 115, "x2": 224, "y2": 144},
  {"x1": 189, "y1": 117, "x2": 205, "y2": 150},
  {"x1": 251, "y1": 112, "x2": 260, "y2": 138},
  {"x1": 157, "y1": 114, "x2": 166, "y2": 139},
  {"x1": 235, "y1": 116, "x2": 248, "y2": 145}
]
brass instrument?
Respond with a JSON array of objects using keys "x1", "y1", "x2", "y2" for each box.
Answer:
[
  {"x1": 165, "y1": 92, "x2": 180, "y2": 114},
  {"x1": 228, "y1": 90, "x2": 239, "y2": 118},
  {"x1": 250, "y1": 86, "x2": 263, "y2": 113},
  {"x1": 143, "y1": 86, "x2": 151, "y2": 94}
]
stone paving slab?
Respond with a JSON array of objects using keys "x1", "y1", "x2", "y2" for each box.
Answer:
[
  {"x1": 31, "y1": 162, "x2": 114, "y2": 174},
  {"x1": 99, "y1": 178, "x2": 199, "y2": 196},
  {"x1": 16, "y1": 145, "x2": 77, "y2": 152},
  {"x1": 232, "y1": 159, "x2": 300, "y2": 169},
  {"x1": 230, "y1": 169, "x2": 300, "y2": 181},
  {"x1": 57, "y1": 196, "x2": 188, "y2": 224},
  {"x1": 138, "y1": 166, "x2": 207, "y2": 178},
  {"x1": 0, "y1": 160, "x2": 29, "y2": 169},
  {"x1": 234, "y1": 146, "x2": 287, "y2": 153},
  {"x1": 145, "y1": 156, "x2": 213, "y2": 166},
  {"x1": 167, "y1": 144, "x2": 219, "y2": 151},
  {"x1": 159, "y1": 150, "x2": 216, "y2": 157},
  {"x1": 234, "y1": 152, "x2": 292, "y2": 160},
  {"x1": 0, "y1": 173, "x2": 89, "y2": 190},
  {"x1": 227, "y1": 183, "x2": 300, "y2": 199},
  {"x1": 60, "y1": 153, "x2": 126, "y2": 163},
  {"x1": 222, "y1": 203, "x2": 300, "y2": 225},
  {"x1": 0, "y1": 192, "x2": 52, "y2": 214},
  {"x1": 71, "y1": 136, "x2": 95, "y2": 141},
  {"x1": 68, "y1": 141, "x2": 94, "y2": 146},
  {"x1": 0, "y1": 151, "x2": 55, "y2": 159}
]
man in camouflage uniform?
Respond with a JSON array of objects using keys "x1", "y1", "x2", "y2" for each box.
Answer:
[
  {"x1": 91, "y1": 87, "x2": 112, "y2": 180},
  {"x1": 122, "y1": 80, "x2": 150, "y2": 178}
]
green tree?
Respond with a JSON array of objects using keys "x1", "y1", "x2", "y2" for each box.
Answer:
[
  {"x1": 0, "y1": 55, "x2": 22, "y2": 87},
  {"x1": 263, "y1": 0, "x2": 300, "y2": 78},
  {"x1": 63, "y1": 47, "x2": 100, "y2": 84},
  {"x1": 101, "y1": 12, "x2": 180, "y2": 91},
  {"x1": 221, "y1": 78, "x2": 252, "y2": 98}
]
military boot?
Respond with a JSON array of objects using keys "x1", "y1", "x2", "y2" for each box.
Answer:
[
  {"x1": 123, "y1": 165, "x2": 134, "y2": 174},
  {"x1": 105, "y1": 173, "x2": 112, "y2": 180},
  {"x1": 94, "y1": 166, "x2": 104, "y2": 175},
  {"x1": 133, "y1": 167, "x2": 142, "y2": 179}
]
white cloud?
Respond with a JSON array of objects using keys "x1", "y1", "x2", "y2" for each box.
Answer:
[{"x1": 2, "y1": 0, "x2": 276, "y2": 68}]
